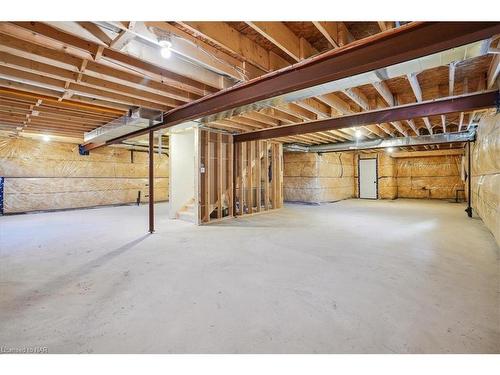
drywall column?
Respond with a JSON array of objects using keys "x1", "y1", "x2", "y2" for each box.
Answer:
[
  {"x1": 149, "y1": 130, "x2": 154, "y2": 233},
  {"x1": 168, "y1": 123, "x2": 196, "y2": 222}
]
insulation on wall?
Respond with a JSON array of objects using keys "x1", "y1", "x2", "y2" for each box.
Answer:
[
  {"x1": 0, "y1": 136, "x2": 169, "y2": 213},
  {"x1": 283, "y1": 152, "x2": 354, "y2": 203},
  {"x1": 285, "y1": 149, "x2": 464, "y2": 204},
  {"x1": 469, "y1": 112, "x2": 499, "y2": 246},
  {"x1": 396, "y1": 155, "x2": 464, "y2": 199}
]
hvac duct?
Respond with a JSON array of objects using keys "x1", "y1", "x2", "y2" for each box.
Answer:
[
  {"x1": 84, "y1": 107, "x2": 163, "y2": 144},
  {"x1": 284, "y1": 127, "x2": 477, "y2": 153}
]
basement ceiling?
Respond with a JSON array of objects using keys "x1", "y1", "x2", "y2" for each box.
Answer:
[{"x1": 0, "y1": 21, "x2": 497, "y2": 152}]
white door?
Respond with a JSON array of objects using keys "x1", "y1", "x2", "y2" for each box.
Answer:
[{"x1": 359, "y1": 159, "x2": 377, "y2": 199}]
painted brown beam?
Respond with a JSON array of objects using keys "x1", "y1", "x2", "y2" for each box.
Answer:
[
  {"x1": 162, "y1": 22, "x2": 499, "y2": 126},
  {"x1": 233, "y1": 91, "x2": 498, "y2": 142},
  {"x1": 83, "y1": 22, "x2": 500, "y2": 151}
]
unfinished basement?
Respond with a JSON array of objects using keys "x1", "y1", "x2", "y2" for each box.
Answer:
[{"x1": 0, "y1": 20, "x2": 499, "y2": 355}]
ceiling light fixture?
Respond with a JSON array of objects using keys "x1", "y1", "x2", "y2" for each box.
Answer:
[
  {"x1": 159, "y1": 40, "x2": 172, "y2": 59},
  {"x1": 42, "y1": 135, "x2": 51, "y2": 142},
  {"x1": 386, "y1": 147, "x2": 394, "y2": 153},
  {"x1": 355, "y1": 129, "x2": 363, "y2": 139}
]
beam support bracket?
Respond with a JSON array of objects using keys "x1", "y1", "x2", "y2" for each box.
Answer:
[{"x1": 78, "y1": 145, "x2": 90, "y2": 156}]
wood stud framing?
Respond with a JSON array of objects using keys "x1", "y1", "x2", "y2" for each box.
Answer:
[
  {"x1": 234, "y1": 140, "x2": 283, "y2": 216},
  {"x1": 199, "y1": 129, "x2": 235, "y2": 224}
]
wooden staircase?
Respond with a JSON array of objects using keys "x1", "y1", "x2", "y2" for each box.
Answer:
[{"x1": 176, "y1": 198, "x2": 195, "y2": 223}]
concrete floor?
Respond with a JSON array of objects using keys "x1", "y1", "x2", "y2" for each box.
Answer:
[{"x1": 0, "y1": 199, "x2": 499, "y2": 353}]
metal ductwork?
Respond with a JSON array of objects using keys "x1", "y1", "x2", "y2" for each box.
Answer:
[
  {"x1": 84, "y1": 107, "x2": 163, "y2": 144},
  {"x1": 284, "y1": 126, "x2": 477, "y2": 153}
]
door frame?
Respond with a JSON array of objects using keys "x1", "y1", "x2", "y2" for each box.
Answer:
[{"x1": 358, "y1": 157, "x2": 379, "y2": 199}]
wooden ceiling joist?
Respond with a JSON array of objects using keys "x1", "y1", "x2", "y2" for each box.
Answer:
[
  {"x1": 233, "y1": 91, "x2": 497, "y2": 142},
  {"x1": 0, "y1": 38, "x2": 199, "y2": 104},
  {"x1": 406, "y1": 72, "x2": 433, "y2": 134},
  {"x1": 246, "y1": 21, "x2": 312, "y2": 62},
  {"x1": 177, "y1": 22, "x2": 290, "y2": 72},
  {"x1": 10, "y1": 22, "x2": 218, "y2": 95},
  {"x1": 75, "y1": 22, "x2": 113, "y2": 46},
  {"x1": 312, "y1": 22, "x2": 340, "y2": 48},
  {"x1": 0, "y1": 63, "x2": 179, "y2": 111},
  {"x1": 0, "y1": 86, "x2": 123, "y2": 115},
  {"x1": 84, "y1": 21, "x2": 500, "y2": 150},
  {"x1": 0, "y1": 21, "x2": 497, "y2": 146},
  {"x1": 0, "y1": 84, "x2": 123, "y2": 138},
  {"x1": 244, "y1": 21, "x2": 371, "y2": 140},
  {"x1": 487, "y1": 39, "x2": 500, "y2": 89}
]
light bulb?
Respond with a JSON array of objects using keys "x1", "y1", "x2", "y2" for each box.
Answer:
[
  {"x1": 355, "y1": 130, "x2": 363, "y2": 139},
  {"x1": 42, "y1": 135, "x2": 50, "y2": 142},
  {"x1": 386, "y1": 147, "x2": 394, "y2": 153},
  {"x1": 160, "y1": 47, "x2": 171, "y2": 58},
  {"x1": 159, "y1": 40, "x2": 172, "y2": 59}
]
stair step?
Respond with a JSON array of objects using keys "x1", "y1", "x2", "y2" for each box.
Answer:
[
  {"x1": 178, "y1": 210, "x2": 195, "y2": 223},
  {"x1": 176, "y1": 197, "x2": 196, "y2": 223}
]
